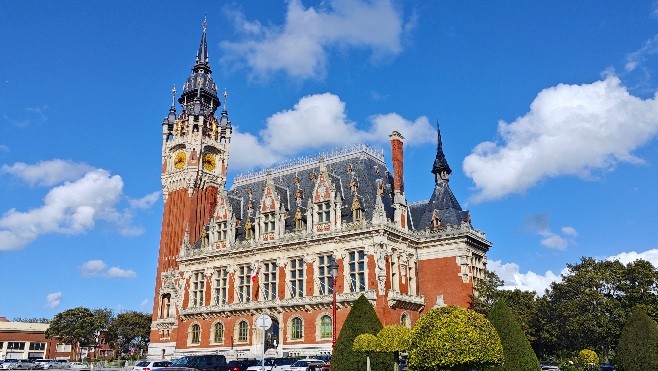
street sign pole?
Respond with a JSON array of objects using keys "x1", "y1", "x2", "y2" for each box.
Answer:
[{"x1": 256, "y1": 314, "x2": 272, "y2": 371}]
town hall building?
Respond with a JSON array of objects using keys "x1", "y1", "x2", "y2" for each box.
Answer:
[{"x1": 148, "y1": 23, "x2": 491, "y2": 360}]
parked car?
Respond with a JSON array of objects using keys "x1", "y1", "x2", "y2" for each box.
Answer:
[
  {"x1": 227, "y1": 359, "x2": 260, "y2": 371},
  {"x1": 270, "y1": 358, "x2": 296, "y2": 371},
  {"x1": 0, "y1": 360, "x2": 17, "y2": 370},
  {"x1": 34, "y1": 359, "x2": 61, "y2": 370},
  {"x1": 245, "y1": 358, "x2": 275, "y2": 371},
  {"x1": 54, "y1": 361, "x2": 70, "y2": 370},
  {"x1": 134, "y1": 361, "x2": 172, "y2": 371},
  {"x1": 69, "y1": 362, "x2": 91, "y2": 371},
  {"x1": 287, "y1": 360, "x2": 323, "y2": 371},
  {"x1": 540, "y1": 362, "x2": 560, "y2": 371},
  {"x1": 9, "y1": 360, "x2": 36, "y2": 370},
  {"x1": 168, "y1": 355, "x2": 228, "y2": 371}
]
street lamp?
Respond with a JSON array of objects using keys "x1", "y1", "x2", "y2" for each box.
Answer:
[{"x1": 329, "y1": 257, "x2": 339, "y2": 352}]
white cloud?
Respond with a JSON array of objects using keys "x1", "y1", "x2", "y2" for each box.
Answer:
[
  {"x1": 0, "y1": 145, "x2": 9, "y2": 153},
  {"x1": 0, "y1": 163, "x2": 152, "y2": 250},
  {"x1": 80, "y1": 260, "x2": 107, "y2": 277},
  {"x1": 80, "y1": 259, "x2": 136, "y2": 279},
  {"x1": 464, "y1": 75, "x2": 658, "y2": 202},
  {"x1": 46, "y1": 292, "x2": 62, "y2": 309},
  {"x1": 2, "y1": 159, "x2": 94, "y2": 187},
  {"x1": 230, "y1": 92, "x2": 435, "y2": 171},
  {"x1": 128, "y1": 191, "x2": 160, "y2": 209},
  {"x1": 221, "y1": 0, "x2": 409, "y2": 80},
  {"x1": 606, "y1": 248, "x2": 658, "y2": 267},
  {"x1": 523, "y1": 214, "x2": 577, "y2": 250},
  {"x1": 488, "y1": 260, "x2": 565, "y2": 295},
  {"x1": 625, "y1": 35, "x2": 658, "y2": 72}
]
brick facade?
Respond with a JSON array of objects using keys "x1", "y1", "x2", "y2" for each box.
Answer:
[{"x1": 148, "y1": 26, "x2": 491, "y2": 360}]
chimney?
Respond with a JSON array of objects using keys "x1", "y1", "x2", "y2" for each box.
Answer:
[{"x1": 389, "y1": 131, "x2": 404, "y2": 193}]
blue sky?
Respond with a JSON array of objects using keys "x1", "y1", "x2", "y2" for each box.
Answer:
[{"x1": 2, "y1": 1, "x2": 658, "y2": 319}]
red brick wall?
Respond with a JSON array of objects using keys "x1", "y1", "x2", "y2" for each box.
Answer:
[{"x1": 418, "y1": 257, "x2": 473, "y2": 308}]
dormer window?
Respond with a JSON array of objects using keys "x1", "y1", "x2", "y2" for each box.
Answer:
[
  {"x1": 218, "y1": 221, "x2": 227, "y2": 241},
  {"x1": 317, "y1": 202, "x2": 330, "y2": 223},
  {"x1": 264, "y1": 213, "x2": 275, "y2": 233}
]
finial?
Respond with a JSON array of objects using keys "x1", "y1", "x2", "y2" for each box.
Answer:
[
  {"x1": 203, "y1": 15, "x2": 207, "y2": 33},
  {"x1": 171, "y1": 85, "x2": 177, "y2": 108},
  {"x1": 223, "y1": 89, "x2": 228, "y2": 112}
]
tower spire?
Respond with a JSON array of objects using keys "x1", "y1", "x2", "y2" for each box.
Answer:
[
  {"x1": 431, "y1": 121, "x2": 452, "y2": 184},
  {"x1": 194, "y1": 17, "x2": 210, "y2": 73}
]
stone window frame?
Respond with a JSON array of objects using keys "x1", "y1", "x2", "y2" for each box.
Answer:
[
  {"x1": 288, "y1": 257, "x2": 305, "y2": 298},
  {"x1": 211, "y1": 320, "x2": 225, "y2": 344},
  {"x1": 188, "y1": 322, "x2": 201, "y2": 345},
  {"x1": 236, "y1": 264, "x2": 252, "y2": 303},
  {"x1": 316, "y1": 254, "x2": 334, "y2": 296},
  {"x1": 288, "y1": 315, "x2": 304, "y2": 342},
  {"x1": 315, "y1": 312, "x2": 333, "y2": 341},
  {"x1": 190, "y1": 270, "x2": 205, "y2": 307},
  {"x1": 347, "y1": 249, "x2": 367, "y2": 293},
  {"x1": 262, "y1": 260, "x2": 278, "y2": 301},
  {"x1": 213, "y1": 267, "x2": 229, "y2": 305},
  {"x1": 236, "y1": 320, "x2": 250, "y2": 344}
]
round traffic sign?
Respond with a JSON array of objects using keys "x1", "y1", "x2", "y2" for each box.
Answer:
[{"x1": 256, "y1": 314, "x2": 272, "y2": 330}]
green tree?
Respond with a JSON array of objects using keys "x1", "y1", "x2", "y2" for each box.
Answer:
[
  {"x1": 353, "y1": 333, "x2": 378, "y2": 371},
  {"x1": 377, "y1": 325, "x2": 411, "y2": 371},
  {"x1": 487, "y1": 300, "x2": 540, "y2": 371},
  {"x1": 106, "y1": 311, "x2": 152, "y2": 357},
  {"x1": 408, "y1": 306, "x2": 503, "y2": 371},
  {"x1": 332, "y1": 295, "x2": 392, "y2": 371},
  {"x1": 45, "y1": 307, "x2": 102, "y2": 360},
  {"x1": 617, "y1": 305, "x2": 658, "y2": 371},
  {"x1": 472, "y1": 270, "x2": 504, "y2": 316}
]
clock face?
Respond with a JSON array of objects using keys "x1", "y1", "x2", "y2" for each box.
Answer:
[
  {"x1": 203, "y1": 153, "x2": 216, "y2": 171},
  {"x1": 174, "y1": 152, "x2": 186, "y2": 169}
]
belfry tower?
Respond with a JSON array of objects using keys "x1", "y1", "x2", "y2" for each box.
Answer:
[{"x1": 150, "y1": 20, "x2": 232, "y2": 354}]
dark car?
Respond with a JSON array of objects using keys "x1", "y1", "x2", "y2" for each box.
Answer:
[
  {"x1": 167, "y1": 355, "x2": 228, "y2": 371},
  {"x1": 226, "y1": 359, "x2": 260, "y2": 371}
]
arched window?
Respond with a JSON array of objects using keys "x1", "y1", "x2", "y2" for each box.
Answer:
[
  {"x1": 291, "y1": 317, "x2": 303, "y2": 340},
  {"x1": 401, "y1": 313, "x2": 410, "y2": 328},
  {"x1": 320, "y1": 315, "x2": 332, "y2": 339},
  {"x1": 213, "y1": 322, "x2": 224, "y2": 343},
  {"x1": 190, "y1": 324, "x2": 200, "y2": 344},
  {"x1": 238, "y1": 320, "x2": 249, "y2": 343}
]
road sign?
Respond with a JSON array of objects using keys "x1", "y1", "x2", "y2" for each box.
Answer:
[{"x1": 256, "y1": 314, "x2": 272, "y2": 330}]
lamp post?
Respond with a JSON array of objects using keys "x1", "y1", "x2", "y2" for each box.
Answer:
[{"x1": 329, "y1": 257, "x2": 339, "y2": 353}]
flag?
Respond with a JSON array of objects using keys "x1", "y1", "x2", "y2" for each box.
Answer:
[{"x1": 251, "y1": 265, "x2": 260, "y2": 300}]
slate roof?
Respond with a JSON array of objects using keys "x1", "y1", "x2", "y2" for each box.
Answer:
[{"x1": 227, "y1": 145, "x2": 396, "y2": 239}]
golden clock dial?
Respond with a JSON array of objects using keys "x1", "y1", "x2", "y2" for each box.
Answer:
[
  {"x1": 203, "y1": 153, "x2": 216, "y2": 171},
  {"x1": 174, "y1": 152, "x2": 186, "y2": 169}
]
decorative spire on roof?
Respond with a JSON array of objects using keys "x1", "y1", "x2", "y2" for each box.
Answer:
[
  {"x1": 178, "y1": 18, "x2": 220, "y2": 115},
  {"x1": 431, "y1": 122, "x2": 452, "y2": 184}
]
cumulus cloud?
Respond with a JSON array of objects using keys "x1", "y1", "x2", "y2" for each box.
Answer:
[
  {"x1": 1, "y1": 159, "x2": 94, "y2": 187},
  {"x1": 607, "y1": 248, "x2": 658, "y2": 267},
  {"x1": 0, "y1": 161, "x2": 160, "y2": 250},
  {"x1": 464, "y1": 75, "x2": 658, "y2": 202},
  {"x1": 488, "y1": 260, "x2": 566, "y2": 295},
  {"x1": 80, "y1": 259, "x2": 136, "y2": 278},
  {"x1": 46, "y1": 292, "x2": 62, "y2": 309},
  {"x1": 230, "y1": 92, "x2": 435, "y2": 170},
  {"x1": 221, "y1": 0, "x2": 409, "y2": 80},
  {"x1": 523, "y1": 214, "x2": 577, "y2": 250}
]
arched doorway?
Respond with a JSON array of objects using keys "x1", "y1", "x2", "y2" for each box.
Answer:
[{"x1": 265, "y1": 318, "x2": 280, "y2": 350}]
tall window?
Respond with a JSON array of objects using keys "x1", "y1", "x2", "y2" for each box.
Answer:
[
  {"x1": 218, "y1": 221, "x2": 228, "y2": 241},
  {"x1": 237, "y1": 265, "x2": 252, "y2": 303},
  {"x1": 263, "y1": 261, "x2": 277, "y2": 300},
  {"x1": 316, "y1": 202, "x2": 330, "y2": 223},
  {"x1": 291, "y1": 317, "x2": 303, "y2": 340},
  {"x1": 160, "y1": 294, "x2": 171, "y2": 318},
  {"x1": 213, "y1": 322, "x2": 224, "y2": 343},
  {"x1": 348, "y1": 250, "x2": 366, "y2": 292},
  {"x1": 317, "y1": 254, "x2": 333, "y2": 295},
  {"x1": 191, "y1": 271, "x2": 205, "y2": 307},
  {"x1": 238, "y1": 321, "x2": 249, "y2": 342},
  {"x1": 214, "y1": 267, "x2": 228, "y2": 305},
  {"x1": 401, "y1": 313, "x2": 410, "y2": 328},
  {"x1": 190, "y1": 324, "x2": 200, "y2": 344},
  {"x1": 8, "y1": 342, "x2": 25, "y2": 350},
  {"x1": 263, "y1": 213, "x2": 276, "y2": 232},
  {"x1": 289, "y1": 258, "x2": 304, "y2": 298},
  {"x1": 320, "y1": 315, "x2": 332, "y2": 339}
]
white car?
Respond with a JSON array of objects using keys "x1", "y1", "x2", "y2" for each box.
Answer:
[
  {"x1": 1, "y1": 360, "x2": 18, "y2": 370},
  {"x1": 287, "y1": 359, "x2": 324, "y2": 371},
  {"x1": 69, "y1": 363, "x2": 90, "y2": 371},
  {"x1": 133, "y1": 360, "x2": 172, "y2": 371}
]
